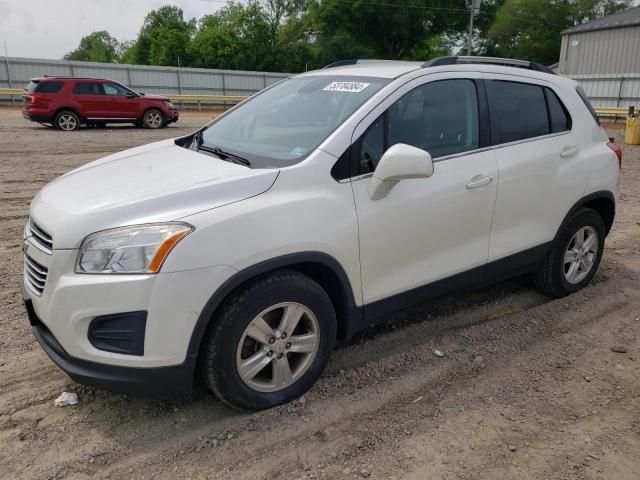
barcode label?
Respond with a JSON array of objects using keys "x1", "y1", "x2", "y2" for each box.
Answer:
[{"x1": 323, "y1": 81, "x2": 370, "y2": 93}]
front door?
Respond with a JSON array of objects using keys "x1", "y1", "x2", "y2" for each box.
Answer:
[
  {"x1": 350, "y1": 77, "x2": 498, "y2": 312},
  {"x1": 101, "y1": 82, "x2": 138, "y2": 119}
]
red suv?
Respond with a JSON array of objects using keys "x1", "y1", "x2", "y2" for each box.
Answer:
[{"x1": 22, "y1": 76, "x2": 179, "y2": 131}]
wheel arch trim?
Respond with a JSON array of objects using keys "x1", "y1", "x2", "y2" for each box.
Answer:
[
  {"x1": 560, "y1": 190, "x2": 616, "y2": 237},
  {"x1": 54, "y1": 107, "x2": 82, "y2": 121},
  {"x1": 141, "y1": 107, "x2": 165, "y2": 123},
  {"x1": 186, "y1": 252, "x2": 361, "y2": 362}
]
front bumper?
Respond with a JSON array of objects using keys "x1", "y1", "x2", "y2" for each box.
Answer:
[
  {"x1": 166, "y1": 109, "x2": 179, "y2": 123},
  {"x1": 23, "y1": 285, "x2": 194, "y2": 399},
  {"x1": 21, "y1": 234, "x2": 237, "y2": 398}
]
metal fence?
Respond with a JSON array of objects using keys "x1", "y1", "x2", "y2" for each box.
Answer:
[
  {"x1": 1, "y1": 56, "x2": 290, "y2": 100},
  {"x1": 568, "y1": 74, "x2": 640, "y2": 108},
  {"x1": 2, "y1": 55, "x2": 639, "y2": 111}
]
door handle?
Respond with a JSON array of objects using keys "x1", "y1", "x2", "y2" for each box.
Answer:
[
  {"x1": 466, "y1": 175, "x2": 493, "y2": 189},
  {"x1": 560, "y1": 145, "x2": 578, "y2": 158}
]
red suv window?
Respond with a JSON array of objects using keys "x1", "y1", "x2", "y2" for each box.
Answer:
[
  {"x1": 73, "y1": 82, "x2": 103, "y2": 95},
  {"x1": 26, "y1": 81, "x2": 64, "y2": 94}
]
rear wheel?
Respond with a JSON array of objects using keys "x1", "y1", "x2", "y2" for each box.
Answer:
[
  {"x1": 202, "y1": 271, "x2": 336, "y2": 410},
  {"x1": 142, "y1": 109, "x2": 164, "y2": 129},
  {"x1": 535, "y1": 208, "x2": 605, "y2": 297},
  {"x1": 54, "y1": 111, "x2": 80, "y2": 131}
]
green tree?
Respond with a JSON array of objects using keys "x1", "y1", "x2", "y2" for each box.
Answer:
[
  {"x1": 307, "y1": 0, "x2": 470, "y2": 64},
  {"x1": 189, "y1": 2, "x2": 280, "y2": 71},
  {"x1": 130, "y1": 5, "x2": 195, "y2": 66},
  {"x1": 485, "y1": 0, "x2": 629, "y2": 65},
  {"x1": 64, "y1": 31, "x2": 121, "y2": 63}
]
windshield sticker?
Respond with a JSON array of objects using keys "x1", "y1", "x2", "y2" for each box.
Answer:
[{"x1": 323, "y1": 81, "x2": 370, "y2": 93}]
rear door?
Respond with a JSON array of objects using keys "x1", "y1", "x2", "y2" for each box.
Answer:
[
  {"x1": 72, "y1": 81, "x2": 108, "y2": 118},
  {"x1": 484, "y1": 75, "x2": 588, "y2": 262},
  {"x1": 102, "y1": 82, "x2": 139, "y2": 119}
]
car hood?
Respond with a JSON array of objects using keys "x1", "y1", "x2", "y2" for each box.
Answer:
[{"x1": 30, "y1": 139, "x2": 279, "y2": 248}]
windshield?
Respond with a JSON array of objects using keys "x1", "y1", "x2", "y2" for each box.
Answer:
[{"x1": 199, "y1": 75, "x2": 389, "y2": 167}]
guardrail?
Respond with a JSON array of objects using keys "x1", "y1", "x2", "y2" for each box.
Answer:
[
  {"x1": 0, "y1": 88, "x2": 21, "y2": 96},
  {"x1": 0, "y1": 88, "x2": 248, "y2": 109},
  {"x1": 594, "y1": 106, "x2": 629, "y2": 121}
]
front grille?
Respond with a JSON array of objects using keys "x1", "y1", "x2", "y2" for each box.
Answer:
[
  {"x1": 24, "y1": 253, "x2": 48, "y2": 296},
  {"x1": 29, "y1": 218, "x2": 53, "y2": 253}
]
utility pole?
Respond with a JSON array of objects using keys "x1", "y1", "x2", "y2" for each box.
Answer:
[
  {"x1": 467, "y1": 0, "x2": 481, "y2": 56},
  {"x1": 4, "y1": 41, "x2": 14, "y2": 106}
]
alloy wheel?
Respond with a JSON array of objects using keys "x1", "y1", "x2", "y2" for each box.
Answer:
[
  {"x1": 145, "y1": 111, "x2": 163, "y2": 128},
  {"x1": 236, "y1": 302, "x2": 320, "y2": 392},
  {"x1": 58, "y1": 114, "x2": 77, "y2": 131},
  {"x1": 563, "y1": 225, "x2": 598, "y2": 284}
]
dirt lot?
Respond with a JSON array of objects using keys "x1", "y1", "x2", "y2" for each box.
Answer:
[{"x1": 0, "y1": 108, "x2": 638, "y2": 480}]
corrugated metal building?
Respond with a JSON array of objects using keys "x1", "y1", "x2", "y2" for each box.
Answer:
[{"x1": 558, "y1": 6, "x2": 640, "y2": 107}]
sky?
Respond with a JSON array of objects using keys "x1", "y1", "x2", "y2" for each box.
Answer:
[{"x1": 0, "y1": 0, "x2": 223, "y2": 59}]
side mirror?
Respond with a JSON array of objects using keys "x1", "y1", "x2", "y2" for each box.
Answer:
[
  {"x1": 126, "y1": 92, "x2": 136, "y2": 98},
  {"x1": 368, "y1": 143, "x2": 433, "y2": 200}
]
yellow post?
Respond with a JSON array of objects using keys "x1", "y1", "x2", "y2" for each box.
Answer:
[{"x1": 625, "y1": 116, "x2": 640, "y2": 145}]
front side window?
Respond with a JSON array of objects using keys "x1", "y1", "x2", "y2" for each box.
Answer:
[
  {"x1": 359, "y1": 79, "x2": 480, "y2": 174},
  {"x1": 103, "y1": 82, "x2": 132, "y2": 96},
  {"x1": 488, "y1": 80, "x2": 549, "y2": 144},
  {"x1": 199, "y1": 75, "x2": 389, "y2": 168},
  {"x1": 73, "y1": 82, "x2": 102, "y2": 95}
]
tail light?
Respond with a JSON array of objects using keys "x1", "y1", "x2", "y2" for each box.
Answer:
[
  {"x1": 607, "y1": 141, "x2": 622, "y2": 168},
  {"x1": 24, "y1": 93, "x2": 43, "y2": 105}
]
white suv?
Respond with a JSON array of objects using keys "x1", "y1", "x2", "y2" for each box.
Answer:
[{"x1": 22, "y1": 57, "x2": 621, "y2": 410}]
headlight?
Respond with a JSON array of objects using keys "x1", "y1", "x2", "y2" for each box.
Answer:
[
  {"x1": 24, "y1": 217, "x2": 31, "y2": 239},
  {"x1": 164, "y1": 100, "x2": 176, "y2": 109},
  {"x1": 76, "y1": 223, "x2": 193, "y2": 274}
]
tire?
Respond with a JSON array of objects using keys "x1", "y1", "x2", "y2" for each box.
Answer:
[
  {"x1": 54, "y1": 110, "x2": 80, "y2": 131},
  {"x1": 202, "y1": 270, "x2": 337, "y2": 410},
  {"x1": 142, "y1": 109, "x2": 165, "y2": 129},
  {"x1": 535, "y1": 208, "x2": 606, "y2": 298}
]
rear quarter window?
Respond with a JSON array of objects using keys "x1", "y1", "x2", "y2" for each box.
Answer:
[
  {"x1": 35, "y1": 81, "x2": 64, "y2": 94},
  {"x1": 576, "y1": 85, "x2": 600, "y2": 125},
  {"x1": 544, "y1": 88, "x2": 571, "y2": 133}
]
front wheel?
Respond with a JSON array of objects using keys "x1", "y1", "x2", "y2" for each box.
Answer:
[
  {"x1": 202, "y1": 271, "x2": 337, "y2": 410},
  {"x1": 535, "y1": 208, "x2": 606, "y2": 297},
  {"x1": 142, "y1": 109, "x2": 165, "y2": 129}
]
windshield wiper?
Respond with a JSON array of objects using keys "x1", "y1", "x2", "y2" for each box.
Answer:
[{"x1": 198, "y1": 144, "x2": 251, "y2": 167}]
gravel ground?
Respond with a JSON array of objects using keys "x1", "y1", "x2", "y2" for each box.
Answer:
[{"x1": 0, "y1": 108, "x2": 638, "y2": 480}]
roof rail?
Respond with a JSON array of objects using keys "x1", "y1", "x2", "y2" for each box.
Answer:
[
  {"x1": 422, "y1": 56, "x2": 556, "y2": 75},
  {"x1": 322, "y1": 59, "x2": 403, "y2": 69},
  {"x1": 323, "y1": 60, "x2": 359, "y2": 69}
]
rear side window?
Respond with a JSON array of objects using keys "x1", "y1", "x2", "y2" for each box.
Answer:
[
  {"x1": 576, "y1": 85, "x2": 599, "y2": 125},
  {"x1": 35, "y1": 81, "x2": 64, "y2": 94},
  {"x1": 488, "y1": 81, "x2": 549, "y2": 144},
  {"x1": 73, "y1": 82, "x2": 103, "y2": 95},
  {"x1": 545, "y1": 88, "x2": 571, "y2": 133}
]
